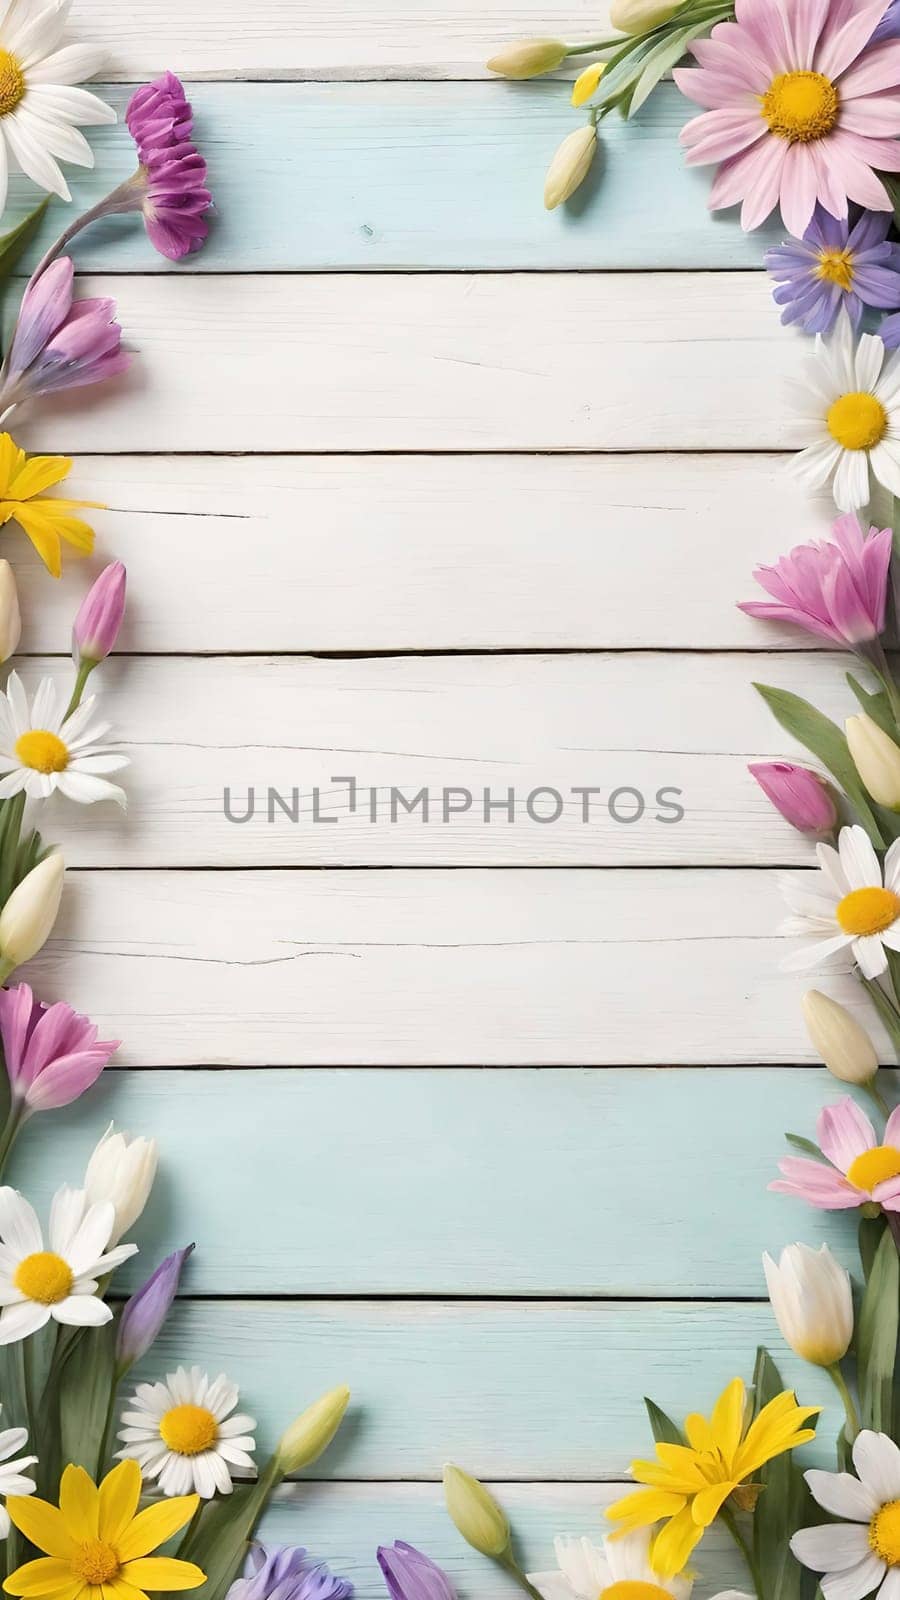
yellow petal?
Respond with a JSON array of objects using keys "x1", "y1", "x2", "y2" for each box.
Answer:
[
  {"x1": 59, "y1": 1466, "x2": 99, "y2": 1541},
  {"x1": 710, "y1": 1378, "x2": 746, "y2": 1469},
  {"x1": 107, "y1": 1581, "x2": 148, "y2": 1600},
  {"x1": 22, "y1": 500, "x2": 96, "y2": 553},
  {"x1": 650, "y1": 1506, "x2": 705, "y2": 1578},
  {"x1": 0, "y1": 435, "x2": 24, "y2": 496},
  {"x1": 10, "y1": 507, "x2": 62, "y2": 576},
  {"x1": 683, "y1": 1413, "x2": 715, "y2": 1453},
  {"x1": 6, "y1": 1497, "x2": 75, "y2": 1559},
  {"x1": 571, "y1": 61, "x2": 605, "y2": 106},
  {"x1": 120, "y1": 1562, "x2": 205, "y2": 1594},
  {"x1": 116, "y1": 1498, "x2": 200, "y2": 1562},
  {"x1": 606, "y1": 1488, "x2": 687, "y2": 1527},
  {"x1": 6, "y1": 455, "x2": 73, "y2": 501},
  {"x1": 98, "y1": 1462, "x2": 141, "y2": 1545},
  {"x1": 735, "y1": 1393, "x2": 821, "y2": 1478},
  {"x1": 691, "y1": 1481, "x2": 736, "y2": 1527},
  {"x1": 3, "y1": 1559, "x2": 74, "y2": 1596}
]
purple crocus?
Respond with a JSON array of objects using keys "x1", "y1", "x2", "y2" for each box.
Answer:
[
  {"x1": 0, "y1": 257, "x2": 128, "y2": 412},
  {"x1": 226, "y1": 1546, "x2": 353, "y2": 1600},
  {"x1": 748, "y1": 762, "x2": 838, "y2": 834},
  {"x1": 377, "y1": 1544, "x2": 456, "y2": 1600},
  {"x1": 765, "y1": 207, "x2": 900, "y2": 334},
  {"x1": 738, "y1": 513, "x2": 892, "y2": 648},
  {"x1": 125, "y1": 72, "x2": 212, "y2": 260},
  {"x1": 0, "y1": 980, "x2": 119, "y2": 1117},
  {"x1": 116, "y1": 1244, "x2": 194, "y2": 1371},
  {"x1": 73, "y1": 562, "x2": 127, "y2": 667}
]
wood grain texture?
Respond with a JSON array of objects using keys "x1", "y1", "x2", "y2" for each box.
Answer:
[
  {"x1": 14, "y1": 651, "x2": 862, "y2": 867},
  {"x1": 6, "y1": 85, "x2": 775, "y2": 272},
  {"x1": 16, "y1": 271, "x2": 795, "y2": 454},
  {"x1": 18, "y1": 454, "x2": 844, "y2": 653},
  {"x1": 12, "y1": 1068, "x2": 866, "y2": 1294}
]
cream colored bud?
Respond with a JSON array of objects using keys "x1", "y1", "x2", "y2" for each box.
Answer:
[
  {"x1": 276, "y1": 1385, "x2": 350, "y2": 1474},
  {"x1": 763, "y1": 1243, "x2": 853, "y2": 1366},
  {"x1": 846, "y1": 712, "x2": 900, "y2": 809},
  {"x1": 544, "y1": 124, "x2": 597, "y2": 210},
  {"x1": 609, "y1": 0, "x2": 681, "y2": 31},
  {"x1": 486, "y1": 38, "x2": 567, "y2": 78},
  {"x1": 0, "y1": 562, "x2": 21, "y2": 665},
  {"x1": 85, "y1": 1124, "x2": 159, "y2": 1244},
  {"x1": 802, "y1": 990, "x2": 879, "y2": 1085},
  {"x1": 443, "y1": 1464, "x2": 510, "y2": 1557},
  {"x1": 0, "y1": 851, "x2": 64, "y2": 977}
]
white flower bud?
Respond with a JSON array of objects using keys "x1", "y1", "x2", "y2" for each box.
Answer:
[
  {"x1": 544, "y1": 124, "x2": 597, "y2": 210},
  {"x1": 0, "y1": 852, "x2": 64, "y2": 977},
  {"x1": 486, "y1": 38, "x2": 567, "y2": 78},
  {"x1": 846, "y1": 712, "x2": 900, "y2": 809},
  {"x1": 763, "y1": 1243, "x2": 853, "y2": 1367},
  {"x1": 802, "y1": 990, "x2": 879, "y2": 1085},
  {"x1": 276, "y1": 1385, "x2": 350, "y2": 1474},
  {"x1": 0, "y1": 562, "x2": 21, "y2": 664},
  {"x1": 443, "y1": 1464, "x2": 510, "y2": 1557},
  {"x1": 84, "y1": 1124, "x2": 159, "y2": 1243},
  {"x1": 609, "y1": 0, "x2": 681, "y2": 33}
]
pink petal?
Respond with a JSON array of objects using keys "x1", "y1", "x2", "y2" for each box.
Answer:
[
  {"x1": 885, "y1": 1105, "x2": 900, "y2": 1149},
  {"x1": 838, "y1": 41, "x2": 900, "y2": 97},
  {"x1": 789, "y1": 0, "x2": 833, "y2": 68},
  {"x1": 817, "y1": 0, "x2": 894, "y2": 78},
  {"x1": 818, "y1": 1096, "x2": 877, "y2": 1171},
  {"x1": 681, "y1": 107, "x2": 770, "y2": 164},
  {"x1": 839, "y1": 98, "x2": 900, "y2": 135},
  {"x1": 770, "y1": 1158, "x2": 866, "y2": 1207},
  {"x1": 779, "y1": 140, "x2": 820, "y2": 235},
  {"x1": 709, "y1": 134, "x2": 786, "y2": 220}
]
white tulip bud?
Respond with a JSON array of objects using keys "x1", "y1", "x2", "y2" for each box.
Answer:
[
  {"x1": 486, "y1": 38, "x2": 567, "y2": 78},
  {"x1": 443, "y1": 1464, "x2": 510, "y2": 1557},
  {"x1": 846, "y1": 712, "x2": 900, "y2": 809},
  {"x1": 0, "y1": 852, "x2": 64, "y2": 978},
  {"x1": 0, "y1": 562, "x2": 21, "y2": 665},
  {"x1": 276, "y1": 1385, "x2": 350, "y2": 1474},
  {"x1": 802, "y1": 990, "x2": 879, "y2": 1085},
  {"x1": 544, "y1": 124, "x2": 597, "y2": 210},
  {"x1": 84, "y1": 1124, "x2": 159, "y2": 1244},
  {"x1": 609, "y1": 0, "x2": 681, "y2": 32},
  {"x1": 763, "y1": 1243, "x2": 853, "y2": 1367}
]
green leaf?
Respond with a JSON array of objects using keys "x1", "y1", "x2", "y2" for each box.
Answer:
[
  {"x1": 58, "y1": 1318, "x2": 115, "y2": 1476},
  {"x1": 181, "y1": 1462, "x2": 280, "y2": 1600},
  {"x1": 860, "y1": 1213, "x2": 888, "y2": 1282},
  {"x1": 754, "y1": 682, "x2": 884, "y2": 846},
  {"x1": 785, "y1": 1132, "x2": 826, "y2": 1161},
  {"x1": 0, "y1": 200, "x2": 48, "y2": 280},
  {"x1": 644, "y1": 1396, "x2": 684, "y2": 1446},
  {"x1": 847, "y1": 672, "x2": 898, "y2": 742},
  {"x1": 858, "y1": 1226, "x2": 899, "y2": 1433},
  {"x1": 628, "y1": 27, "x2": 696, "y2": 114},
  {"x1": 752, "y1": 1347, "x2": 812, "y2": 1600}
]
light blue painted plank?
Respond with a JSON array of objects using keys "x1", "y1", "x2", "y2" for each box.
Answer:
[
  {"x1": 3, "y1": 83, "x2": 782, "y2": 272},
  {"x1": 133, "y1": 1298, "x2": 838, "y2": 1478},
  {"x1": 8, "y1": 1067, "x2": 872, "y2": 1295}
]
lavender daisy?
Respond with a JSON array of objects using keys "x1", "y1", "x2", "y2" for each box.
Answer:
[
  {"x1": 226, "y1": 1546, "x2": 353, "y2": 1600},
  {"x1": 765, "y1": 207, "x2": 900, "y2": 335}
]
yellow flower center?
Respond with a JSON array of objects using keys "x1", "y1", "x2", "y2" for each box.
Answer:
[
  {"x1": 0, "y1": 50, "x2": 25, "y2": 118},
  {"x1": 836, "y1": 886, "x2": 900, "y2": 936},
  {"x1": 816, "y1": 249, "x2": 854, "y2": 290},
  {"x1": 602, "y1": 1586, "x2": 675, "y2": 1600},
  {"x1": 15, "y1": 729, "x2": 69, "y2": 774},
  {"x1": 871, "y1": 1501, "x2": 900, "y2": 1564},
  {"x1": 761, "y1": 70, "x2": 839, "y2": 140},
  {"x1": 13, "y1": 1250, "x2": 73, "y2": 1305},
  {"x1": 847, "y1": 1145, "x2": 900, "y2": 1194},
  {"x1": 71, "y1": 1540, "x2": 121, "y2": 1585},
  {"x1": 827, "y1": 391, "x2": 888, "y2": 451},
  {"x1": 160, "y1": 1402, "x2": 218, "y2": 1455}
]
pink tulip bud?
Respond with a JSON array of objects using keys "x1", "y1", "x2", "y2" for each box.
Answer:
[
  {"x1": 749, "y1": 761, "x2": 838, "y2": 834},
  {"x1": 73, "y1": 562, "x2": 126, "y2": 665}
]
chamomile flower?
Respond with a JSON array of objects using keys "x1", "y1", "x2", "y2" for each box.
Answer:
[
  {"x1": 0, "y1": 1407, "x2": 36, "y2": 1538},
  {"x1": 0, "y1": 670, "x2": 128, "y2": 806},
  {"x1": 780, "y1": 824, "x2": 900, "y2": 980},
  {"x1": 0, "y1": 1184, "x2": 137, "y2": 1344},
  {"x1": 529, "y1": 1531, "x2": 694, "y2": 1600},
  {"x1": 788, "y1": 310, "x2": 900, "y2": 512},
  {"x1": 792, "y1": 1430, "x2": 900, "y2": 1600},
  {"x1": 117, "y1": 1366, "x2": 257, "y2": 1499}
]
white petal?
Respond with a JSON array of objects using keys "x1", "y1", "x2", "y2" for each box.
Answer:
[
  {"x1": 840, "y1": 825, "x2": 884, "y2": 892},
  {"x1": 0, "y1": 1189, "x2": 41, "y2": 1256},
  {"x1": 806, "y1": 1470, "x2": 879, "y2": 1520},
  {"x1": 51, "y1": 1293, "x2": 111, "y2": 1327},
  {"x1": 823, "y1": 1556, "x2": 890, "y2": 1600},
  {"x1": 0, "y1": 1300, "x2": 49, "y2": 1344},
  {"x1": 854, "y1": 1430, "x2": 900, "y2": 1500},
  {"x1": 854, "y1": 933, "x2": 889, "y2": 979},
  {"x1": 791, "y1": 1522, "x2": 871, "y2": 1572}
]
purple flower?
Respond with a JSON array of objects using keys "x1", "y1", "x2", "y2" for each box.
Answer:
[
  {"x1": 115, "y1": 1244, "x2": 193, "y2": 1370},
  {"x1": 748, "y1": 762, "x2": 838, "y2": 834},
  {"x1": 873, "y1": 0, "x2": 900, "y2": 41},
  {"x1": 738, "y1": 512, "x2": 893, "y2": 647},
  {"x1": 377, "y1": 1545, "x2": 456, "y2": 1600},
  {"x1": 765, "y1": 206, "x2": 900, "y2": 334},
  {"x1": 73, "y1": 562, "x2": 127, "y2": 666},
  {"x1": 125, "y1": 72, "x2": 212, "y2": 261},
  {"x1": 227, "y1": 1546, "x2": 352, "y2": 1600},
  {"x1": 0, "y1": 258, "x2": 128, "y2": 410},
  {"x1": 0, "y1": 981, "x2": 119, "y2": 1117}
]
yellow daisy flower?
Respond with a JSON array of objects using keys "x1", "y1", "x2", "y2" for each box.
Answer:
[
  {"x1": 3, "y1": 1459, "x2": 205, "y2": 1600},
  {"x1": 606, "y1": 1377, "x2": 820, "y2": 1578},
  {"x1": 0, "y1": 433, "x2": 103, "y2": 579}
]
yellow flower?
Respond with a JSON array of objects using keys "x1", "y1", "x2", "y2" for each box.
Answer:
[
  {"x1": 0, "y1": 433, "x2": 103, "y2": 578},
  {"x1": 606, "y1": 1378, "x2": 820, "y2": 1577},
  {"x1": 4, "y1": 1459, "x2": 205, "y2": 1600},
  {"x1": 571, "y1": 62, "x2": 605, "y2": 107}
]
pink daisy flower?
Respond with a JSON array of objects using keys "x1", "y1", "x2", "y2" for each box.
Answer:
[
  {"x1": 673, "y1": 0, "x2": 900, "y2": 235},
  {"x1": 771, "y1": 1095, "x2": 900, "y2": 1210}
]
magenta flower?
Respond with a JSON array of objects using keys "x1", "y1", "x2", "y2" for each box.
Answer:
[
  {"x1": 772, "y1": 1097, "x2": 900, "y2": 1211},
  {"x1": 73, "y1": 562, "x2": 127, "y2": 667},
  {"x1": 0, "y1": 258, "x2": 128, "y2": 412},
  {"x1": 116, "y1": 1244, "x2": 193, "y2": 1370},
  {"x1": 125, "y1": 72, "x2": 212, "y2": 261},
  {"x1": 738, "y1": 513, "x2": 892, "y2": 647},
  {"x1": 749, "y1": 761, "x2": 838, "y2": 833},
  {"x1": 673, "y1": 0, "x2": 900, "y2": 235},
  {"x1": 0, "y1": 981, "x2": 119, "y2": 1117}
]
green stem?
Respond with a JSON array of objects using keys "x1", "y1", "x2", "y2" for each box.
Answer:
[
  {"x1": 96, "y1": 1363, "x2": 123, "y2": 1478},
  {"x1": 721, "y1": 1507, "x2": 764, "y2": 1600},
  {"x1": 828, "y1": 1361, "x2": 861, "y2": 1442},
  {"x1": 862, "y1": 975, "x2": 900, "y2": 1054},
  {"x1": 865, "y1": 1079, "x2": 892, "y2": 1119},
  {"x1": 498, "y1": 1553, "x2": 550, "y2": 1600},
  {"x1": 19, "y1": 1337, "x2": 35, "y2": 1439},
  {"x1": 0, "y1": 1100, "x2": 24, "y2": 1179},
  {"x1": 65, "y1": 659, "x2": 94, "y2": 720}
]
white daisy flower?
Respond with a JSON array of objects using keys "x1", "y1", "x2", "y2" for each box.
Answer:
[
  {"x1": 779, "y1": 823, "x2": 900, "y2": 980},
  {"x1": 787, "y1": 309, "x2": 900, "y2": 513},
  {"x1": 0, "y1": 1405, "x2": 36, "y2": 1539},
  {"x1": 792, "y1": 1428, "x2": 900, "y2": 1600},
  {"x1": 117, "y1": 1364, "x2": 257, "y2": 1499},
  {"x1": 0, "y1": 0, "x2": 115, "y2": 216},
  {"x1": 528, "y1": 1530, "x2": 750, "y2": 1600},
  {"x1": 0, "y1": 670, "x2": 128, "y2": 806},
  {"x1": 0, "y1": 1184, "x2": 137, "y2": 1344}
]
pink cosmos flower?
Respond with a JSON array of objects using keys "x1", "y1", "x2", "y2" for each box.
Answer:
[
  {"x1": 0, "y1": 981, "x2": 119, "y2": 1117},
  {"x1": 772, "y1": 1096, "x2": 900, "y2": 1210},
  {"x1": 125, "y1": 72, "x2": 212, "y2": 261},
  {"x1": 673, "y1": 0, "x2": 900, "y2": 235},
  {"x1": 738, "y1": 512, "x2": 892, "y2": 646}
]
